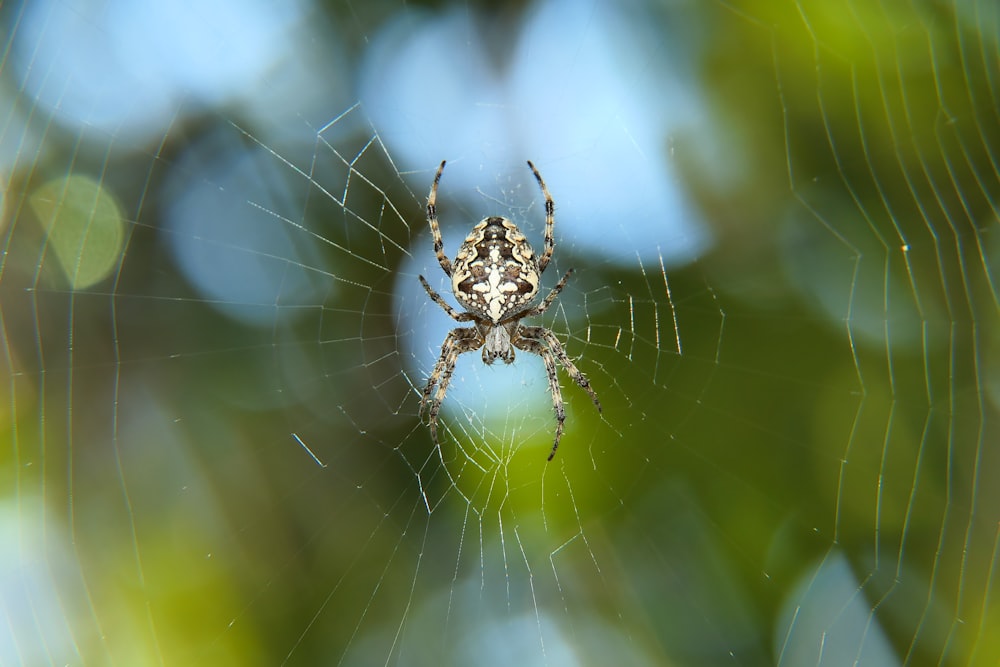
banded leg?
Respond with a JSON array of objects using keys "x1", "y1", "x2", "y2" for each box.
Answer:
[
  {"x1": 517, "y1": 268, "x2": 574, "y2": 319},
  {"x1": 419, "y1": 275, "x2": 474, "y2": 322},
  {"x1": 426, "y1": 160, "x2": 452, "y2": 276},
  {"x1": 420, "y1": 327, "x2": 482, "y2": 442},
  {"x1": 520, "y1": 326, "x2": 601, "y2": 413},
  {"x1": 526, "y1": 160, "x2": 556, "y2": 275},
  {"x1": 515, "y1": 337, "x2": 566, "y2": 460}
]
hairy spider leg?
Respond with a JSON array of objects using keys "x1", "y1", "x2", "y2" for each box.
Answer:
[
  {"x1": 516, "y1": 326, "x2": 602, "y2": 459},
  {"x1": 526, "y1": 160, "x2": 556, "y2": 275},
  {"x1": 426, "y1": 160, "x2": 453, "y2": 276},
  {"x1": 419, "y1": 275, "x2": 474, "y2": 323},
  {"x1": 420, "y1": 327, "x2": 482, "y2": 441},
  {"x1": 515, "y1": 268, "x2": 575, "y2": 320}
]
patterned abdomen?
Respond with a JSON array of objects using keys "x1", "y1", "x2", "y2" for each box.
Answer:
[{"x1": 451, "y1": 217, "x2": 541, "y2": 323}]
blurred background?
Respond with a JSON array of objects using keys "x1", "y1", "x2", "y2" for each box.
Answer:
[{"x1": 1, "y1": 0, "x2": 998, "y2": 664}]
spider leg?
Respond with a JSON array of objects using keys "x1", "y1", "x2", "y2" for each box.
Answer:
[
  {"x1": 427, "y1": 160, "x2": 453, "y2": 277},
  {"x1": 421, "y1": 330, "x2": 453, "y2": 416},
  {"x1": 521, "y1": 326, "x2": 602, "y2": 412},
  {"x1": 526, "y1": 160, "x2": 555, "y2": 275},
  {"x1": 420, "y1": 327, "x2": 482, "y2": 443},
  {"x1": 419, "y1": 275, "x2": 475, "y2": 322},
  {"x1": 514, "y1": 336, "x2": 566, "y2": 460},
  {"x1": 517, "y1": 268, "x2": 574, "y2": 319}
]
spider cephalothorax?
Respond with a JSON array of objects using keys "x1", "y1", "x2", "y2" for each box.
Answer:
[{"x1": 417, "y1": 160, "x2": 601, "y2": 460}]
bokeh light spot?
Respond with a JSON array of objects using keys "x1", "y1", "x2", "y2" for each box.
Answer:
[{"x1": 30, "y1": 175, "x2": 124, "y2": 290}]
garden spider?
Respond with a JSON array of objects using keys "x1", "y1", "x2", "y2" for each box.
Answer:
[{"x1": 417, "y1": 160, "x2": 601, "y2": 460}]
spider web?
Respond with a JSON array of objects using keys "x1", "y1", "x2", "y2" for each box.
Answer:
[{"x1": 1, "y1": 0, "x2": 998, "y2": 665}]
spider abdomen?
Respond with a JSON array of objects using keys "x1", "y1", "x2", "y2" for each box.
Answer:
[{"x1": 451, "y1": 217, "x2": 540, "y2": 322}]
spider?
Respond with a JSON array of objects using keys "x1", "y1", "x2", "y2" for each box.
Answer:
[{"x1": 417, "y1": 160, "x2": 601, "y2": 460}]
